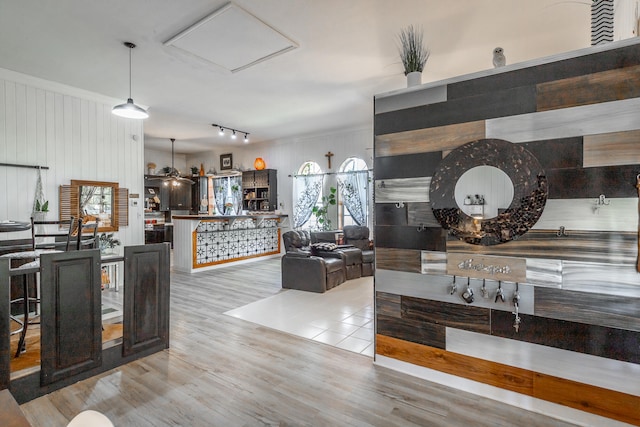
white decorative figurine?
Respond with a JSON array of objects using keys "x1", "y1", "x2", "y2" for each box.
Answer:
[{"x1": 493, "y1": 47, "x2": 506, "y2": 68}]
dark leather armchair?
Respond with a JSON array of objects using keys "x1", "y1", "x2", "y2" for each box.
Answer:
[
  {"x1": 343, "y1": 225, "x2": 374, "y2": 276},
  {"x1": 281, "y1": 230, "x2": 346, "y2": 292}
]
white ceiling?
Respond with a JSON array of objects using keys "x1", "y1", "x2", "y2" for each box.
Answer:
[{"x1": 0, "y1": 0, "x2": 591, "y2": 154}]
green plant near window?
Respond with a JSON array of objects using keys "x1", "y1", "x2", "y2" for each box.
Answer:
[
  {"x1": 312, "y1": 187, "x2": 337, "y2": 231},
  {"x1": 398, "y1": 24, "x2": 430, "y2": 75}
]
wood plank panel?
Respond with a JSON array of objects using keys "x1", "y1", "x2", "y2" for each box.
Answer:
[
  {"x1": 402, "y1": 296, "x2": 491, "y2": 334},
  {"x1": 491, "y1": 311, "x2": 640, "y2": 364},
  {"x1": 486, "y1": 97, "x2": 640, "y2": 143},
  {"x1": 446, "y1": 253, "x2": 526, "y2": 283},
  {"x1": 375, "y1": 203, "x2": 407, "y2": 226},
  {"x1": 535, "y1": 287, "x2": 640, "y2": 332},
  {"x1": 374, "y1": 151, "x2": 443, "y2": 180},
  {"x1": 40, "y1": 250, "x2": 102, "y2": 385},
  {"x1": 447, "y1": 43, "x2": 640, "y2": 100},
  {"x1": 375, "y1": 84, "x2": 447, "y2": 114},
  {"x1": 123, "y1": 243, "x2": 171, "y2": 357},
  {"x1": 377, "y1": 314, "x2": 446, "y2": 349},
  {"x1": 375, "y1": 292, "x2": 401, "y2": 318},
  {"x1": 374, "y1": 177, "x2": 430, "y2": 203},
  {"x1": 446, "y1": 230, "x2": 637, "y2": 265},
  {"x1": 375, "y1": 225, "x2": 446, "y2": 251},
  {"x1": 377, "y1": 335, "x2": 640, "y2": 426},
  {"x1": 376, "y1": 334, "x2": 534, "y2": 395},
  {"x1": 562, "y1": 261, "x2": 640, "y2": 297},
  {"x1": 376, "y1": 269, "x2": 535, "y2": 315},
  {"x1": 446, "y1": 328, "x2": 640, "y2": 397},
  {"x1": 375, "y1": 86, "x2": 536, "y2": 135},
  {"x1": 533, "y1": 198, "x2": 638, "y2": 232},
  {"x1": 406, "y1": 202, "x2": 439, "y2": 228},
  {"x1": 420, "y1": 250, "x2": 446, "y2": 275},
  {"x1": 525, "y1": 258, "x2": 563, "y2": 288},
  {"x1": 536, "y1": 64, "x2": 640, "y2": 112},
  {"x1": 546, "y1": 165, "x2": 639, "y2": 199},
  {"x1": 584, "y1": 129, "x2": 640, "y2": 167},
  {"x1": 521, "y1": 137, "x2": 583, "y2": 170},
  {"x1": 375, "y1": 248, "x2": 422, "y2": 272},
  {"x1": 533, "y1": 373, "x2": 640, "y2": 427},
  {"x1": 375, "y1": 121, "x2": 485, "y2": 157}
]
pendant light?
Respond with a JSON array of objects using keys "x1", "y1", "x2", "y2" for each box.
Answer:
[
  {"x1": 112, "y1": 42, "x2": 149, "y2": 119},
  {"x1": 162, "y1": 139, "x2": 194, "y2": 186}
]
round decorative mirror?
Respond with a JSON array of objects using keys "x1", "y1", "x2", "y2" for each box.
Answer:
[{"x1": 430, "y1": 138, "x2": 547, "y2": 246}]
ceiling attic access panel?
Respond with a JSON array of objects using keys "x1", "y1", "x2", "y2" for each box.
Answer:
[{"x1": 163, "y1": 2, "x2": 298, "y2": 73}]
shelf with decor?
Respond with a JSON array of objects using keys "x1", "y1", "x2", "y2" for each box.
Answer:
[{"x1": 242, "y1": 169, "x2": 277, "y2": 212}]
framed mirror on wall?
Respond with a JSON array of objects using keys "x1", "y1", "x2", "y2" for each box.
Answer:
[
  {"x1": 429, "y1": 138, "x2": 547, "y2": 246},
  {"x1": 59, "y1": 180, "x2": 129, "y2": 232}
]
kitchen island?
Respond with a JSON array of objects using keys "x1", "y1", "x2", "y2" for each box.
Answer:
[{"x1": 172, "y1": 214, "x2": 289, "y2": 273}]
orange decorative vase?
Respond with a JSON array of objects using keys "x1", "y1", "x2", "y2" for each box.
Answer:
[{"x1": 254, "y1": 157, "x2": 266, "y2": 170}]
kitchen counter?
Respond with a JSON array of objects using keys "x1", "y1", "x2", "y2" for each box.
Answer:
[{"x1": 172, "y1": 214, "x2": 289, "y2": 273}]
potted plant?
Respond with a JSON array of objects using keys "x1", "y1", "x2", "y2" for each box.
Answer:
[
  {"x1": 98, "y1": 232, "x2": 121, "y2": 254},
  {"x1": 312, "y1": 187, "x2": 337, "y2": 231},
  {"x1": 398, "y1": 25, "x2": 430, "y2": 87}
]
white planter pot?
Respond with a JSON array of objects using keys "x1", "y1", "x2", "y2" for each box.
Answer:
[{"x1": 406, "y1": 71, "x2": 422, "y2": 87}]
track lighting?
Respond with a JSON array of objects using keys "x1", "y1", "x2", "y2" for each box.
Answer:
[
  {"x1": 211, "y1": 124, "x2": 250, "y2": 143},
  {"x1": 112, "y1": 42, "x2": 148, "y2": 120}
]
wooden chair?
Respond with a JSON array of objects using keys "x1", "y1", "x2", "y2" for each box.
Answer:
[
  {"x1": 31, "y1": 216, "x2": 76, "y2": 251},
  {"x1": 76, "y1": 218, "x2": 99, "y2": 250}
]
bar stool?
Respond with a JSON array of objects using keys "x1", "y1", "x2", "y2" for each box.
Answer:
[{"x1": 1, "y1": 217, "x2": 76, "y2": 356}]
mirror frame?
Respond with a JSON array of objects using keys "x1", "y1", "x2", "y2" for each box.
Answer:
[
  {"x1": 429, "y1": 138, "x2": 547, "y2": 246},
  {"x1": 71, "y1": 180, "x2": 119, "y2": 232}
]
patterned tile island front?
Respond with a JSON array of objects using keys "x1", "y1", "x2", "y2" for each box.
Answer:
[{"x1": 172, "y1": 214, "x2": 287, "y2": 273}]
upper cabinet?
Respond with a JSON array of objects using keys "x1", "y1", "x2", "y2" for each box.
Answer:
[{"x1": 242, "y1": 169, "x2": 277, "y2": 211}]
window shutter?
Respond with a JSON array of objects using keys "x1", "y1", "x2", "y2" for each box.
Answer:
[
  {"x1": 59, "y1": 185, "x2": 79, "y2": 222},
  {"x1": 117, "y1": 187, "x2": 129, "y2": 227}
]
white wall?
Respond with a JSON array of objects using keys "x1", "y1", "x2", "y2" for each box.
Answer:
[
  {"x1": 0, "y1": 68, "x2": 145, "y2": 246},
  {"x1": 178, "y1": 127, "x2": 372, "y2": 221},
  {"x1": 144, "y1": 143, "x2": 187, "y2": 176}
]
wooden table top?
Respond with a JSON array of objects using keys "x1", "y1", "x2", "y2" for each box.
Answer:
[{"x1": 0, "y1": 221, "x2": 30, "y2": 232}]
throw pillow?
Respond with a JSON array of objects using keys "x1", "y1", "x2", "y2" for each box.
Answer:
[{"x1": 310, "y1": 242, "x2": 338, "y2": 253}]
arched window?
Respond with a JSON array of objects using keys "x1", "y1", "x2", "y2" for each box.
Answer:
[
  {"x1": 337, "y1": 157, "x2": 369, "y2": 227},
  {"x1": 292, "y1": 161, "x2": 323, "y2": 228}
]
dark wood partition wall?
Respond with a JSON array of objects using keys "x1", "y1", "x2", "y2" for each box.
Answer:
[
  {"x1": 123, "y1": 244, "x2": 170, "y2": 356},
  {"x1": 40, "y1": 250, "x2": 102, "y2": 385},
  {"x1": 374, "y1": 39, "x2": 640, "y2": 426},
  {"x1": 0, "y1": 259, "x2": 10, "y2": 390},
  {"x1": 0, "y1": 243, "x2": 171, "y2": 403}
]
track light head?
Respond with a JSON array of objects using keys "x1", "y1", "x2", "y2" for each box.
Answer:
[
  {"x1": 231, "y1": 130, "x2": 237, "y2": 139},
  {"x1": 244, "y1": 133, "x2": 249, "y2": 143}
]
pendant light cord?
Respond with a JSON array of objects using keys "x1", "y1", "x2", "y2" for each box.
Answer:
[{"x1": 128, "y1": 46, "x2": 132, "y2": 99}]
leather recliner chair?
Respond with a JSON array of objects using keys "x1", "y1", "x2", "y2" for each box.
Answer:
[
  {"x1": 343, "y1": 225, "x2": 374, "y2": 276},
  {"x1": 281, "y1": 230, "x2": 346, "y2": 292}
]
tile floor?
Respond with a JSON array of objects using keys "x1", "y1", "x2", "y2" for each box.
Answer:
[{"x1": 224, "y1": 276, "x2": 374, "y2": 356}]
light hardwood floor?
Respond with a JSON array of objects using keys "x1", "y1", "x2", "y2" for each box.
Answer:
[{"x1": 20, "y1": 258, "x2": 580, "y2": 427}]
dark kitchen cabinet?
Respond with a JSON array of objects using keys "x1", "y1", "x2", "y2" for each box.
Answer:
[{"x1": 242, "y1": 169, "x2": 277, "y2": 211}]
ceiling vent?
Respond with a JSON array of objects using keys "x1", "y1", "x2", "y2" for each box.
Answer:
[{"x1": 164, "y1": 2, "x2": 298, "y2": 73}]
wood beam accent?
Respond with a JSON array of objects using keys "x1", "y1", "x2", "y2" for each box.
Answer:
[
  {"x1": 376, "y1": 334, "x2": 640, "y2": 426},
  {"x1": 537, "y1": 64, "x2": 640, "y2": 112},
  {"x1": 375, "y1": 121, "x2": 485, "y2": 157}
]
